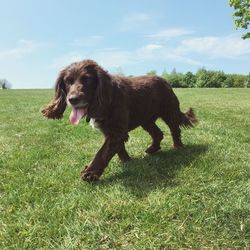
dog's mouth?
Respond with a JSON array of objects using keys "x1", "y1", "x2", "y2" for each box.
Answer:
[{"x1": 69, "y1": 106, "x2": 88, "y2": 125}]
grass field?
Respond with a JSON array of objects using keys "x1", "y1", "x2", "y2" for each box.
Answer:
[{"x1": 0, "y1": 88, "x2": 249, "y2": 249}]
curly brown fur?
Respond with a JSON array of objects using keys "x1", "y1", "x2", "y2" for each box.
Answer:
[
  {"x1": 180, "y1": 108, "x2": 198, "y2": 128},
  {"x1": 41, "y1": 91, "x2": 66, "y2": 119},
  {"x1": 41, "y1": 70, "x2": 67, "y2": 119},
  {"x1": 41, "y1": 59, "x2": 198, "y2": 181}
]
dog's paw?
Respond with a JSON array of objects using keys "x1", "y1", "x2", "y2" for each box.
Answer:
[
  {"x1": 80, "y1": 166, "x2": 99, "y2": 182},
  {"x1": 119, "y1": 154, "x2": 131, "y2": 163}
]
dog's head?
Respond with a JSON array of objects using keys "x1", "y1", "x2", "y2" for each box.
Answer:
[{"x1": 41, "y1": 60, "x2": 113, "y2": 124}]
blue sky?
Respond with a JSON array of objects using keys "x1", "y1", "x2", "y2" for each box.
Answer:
[{"x1": 0, "y1": 0, "x2": 249, "y2": 89}]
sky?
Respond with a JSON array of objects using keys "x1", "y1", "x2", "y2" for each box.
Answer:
[{"x1": 0, "y1": 0, "x2": 249, "y2": 89}]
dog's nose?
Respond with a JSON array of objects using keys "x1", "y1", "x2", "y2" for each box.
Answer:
[{"x1": 68, "y1": 95, "x2": 80, "y2": 105}]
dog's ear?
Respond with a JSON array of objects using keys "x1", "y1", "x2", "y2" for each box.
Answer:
[
  {"x1": 95, "y1": 66, "x2": 113, "y2": 106},
  {"x1": 41, "y1": 70, "x2": 67, "y2": 119}
]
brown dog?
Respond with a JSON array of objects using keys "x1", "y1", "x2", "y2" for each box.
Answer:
[{"x1": 41, "y1": 59, "x2": 197, "y2": 181}]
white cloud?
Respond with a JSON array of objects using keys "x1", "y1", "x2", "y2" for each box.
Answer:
[
  {"x1": 98, "y1": 41, "x2": 202, "y2": 68},
  {"x1": 50, "y1": 52, "x2": 86, "y2": 69},
  {"x1": 142, "y1": 44, "x2": 163, "y2": 50},
  {"x1": 146, "y1": 28, "x2": 194, "y2": 40},
  {"x1": 72, "y1": 35, "x2": 104, "y2": 47},
  {"x1": 120, "y1": 13, "x2": 153, "y2": 31},
  {"x1": 136, "y1": 44, "x2": 202, "y2": 66},
  {"x1": 93, "y1": 49, "x2": 133, "y2": 68},
  {"x1": 176, "y1": 34, "x2": 250, "y2": 59},
  {"x1": 0, "y1": 40, "x2": 52, "y2": 60},
  {"x1": 52, "y1": 43, "x2": 202, "y2": 71},
  {"x1": 52, "y1": 33, "x2": 250, "y2": 74}
]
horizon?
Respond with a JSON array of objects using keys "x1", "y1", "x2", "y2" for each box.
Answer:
[
  {"x1": 0, "y1": 0, "x2": 250, "y2": 89},
  {"x1": 2, "y1": 66, "x2": 249, "y2": 90}
]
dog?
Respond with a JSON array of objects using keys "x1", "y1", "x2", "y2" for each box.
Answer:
[{"x1": 41, "y1": 59, "x2": 197, "y2": 181}]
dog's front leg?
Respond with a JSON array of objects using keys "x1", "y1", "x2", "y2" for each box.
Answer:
[{"x1": 81, "y1": 138, "x2": 124, "y2": 182}]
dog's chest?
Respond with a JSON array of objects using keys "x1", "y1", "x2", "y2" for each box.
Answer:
[{"x1": 89, "y1": 118, "x2": 101, "y2": 129}]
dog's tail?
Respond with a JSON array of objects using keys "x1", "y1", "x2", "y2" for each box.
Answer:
[{"x1": 179, "y1": 108, "x2": 198, "y2": 128}]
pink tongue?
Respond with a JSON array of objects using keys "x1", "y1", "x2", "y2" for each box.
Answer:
[{"x1": 69, "y1": 108, "x2": 87, "y2": 125}]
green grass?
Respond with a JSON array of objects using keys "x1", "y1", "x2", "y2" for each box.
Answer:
[{"x1": 0, "y1": 88, "x2": 249, "y2": 249}]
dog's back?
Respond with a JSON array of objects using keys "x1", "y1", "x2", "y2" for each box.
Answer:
[{"x1": 112, "y1": 75, "x2": 179, "y2": 130}]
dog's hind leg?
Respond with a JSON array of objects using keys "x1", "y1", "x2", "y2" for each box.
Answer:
[
  {"x1": 117, "y1": 143, "x2": 131, "y2": 162},
  {"x1": 162, "y1": 108, "x2": 197, "y2": 149},
  {"x1": 142, "y1": 122, "x2": 163, "y2": 154},
  {"x1": 161, "y1": 114, "x2": 183, "y2": 149}
]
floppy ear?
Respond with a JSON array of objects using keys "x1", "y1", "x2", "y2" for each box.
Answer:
[
  {"x1": 95, "y1": 67, "x2": 113, "y2": 106},
  {"x1": 41, "y1": 70, "x2": 67, "y2": 119}
]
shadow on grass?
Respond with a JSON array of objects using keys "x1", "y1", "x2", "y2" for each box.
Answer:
[{"x1": 97, "y1": 144, "x2": 208, "y2": 197}]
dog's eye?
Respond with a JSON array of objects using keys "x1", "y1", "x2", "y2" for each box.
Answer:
[
  {"x1": 80, "y1": 75, "x2": 90, "y2": 82},
  {"x1": 64, "y1": 76, "x2": 74, "y2": 85},
  {"x1": 80, "y1": 72, "x2": 95, "y2": 80},
  {"x1": 80, "y1": 75, "x2": 96, "y2": 86}
]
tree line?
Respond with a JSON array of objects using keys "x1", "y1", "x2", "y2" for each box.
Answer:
[
  {"x1": 1, "y1": 67, "x2": 250, "y2": 89},
  {"x1": 146, "y1": 68, "x2": 250, "y2": 88}
]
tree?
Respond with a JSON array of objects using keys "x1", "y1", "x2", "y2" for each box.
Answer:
[
  {"x1": 163, "y1": 69, "x2": 186, "y2": 88},
  {"x1": 195, "y1": 68, "x2": 209, "y2": 87},
  {"x1": 246, "y1": 72, "x2": 250, "y2": 87},
  {"x1": 223, "y1": 75, "x2": 235, "y2": 87},
  {"x1": 195, "y1": 68, "x2": 227, "y2": 88},
  {"x1": 229, "y1": 0, "x2": 250, "y2": 39},
  {"x1": 171, "y1": 68, "x2": 177, "y2": 75},
  {"x1": 0, "y1": 79, "x2": 11, "y2": 89},
  {"x1": 146, "y1": 70, "x2": 157, "y2": 76},
  {"x1": 167, "y1": 74, "x2": 182, "y2": 87},
  {"x1": 228, "y1": 74, "x2": 247, "y2": 87},
  {"x1": 152, "y1": 67, "x2": 248, "y2": 88},
  {"x1": 211, "y1": 71, "x2": 227, "y2": 88},
  {"x1": 161, "y1": 69, "x2": 168, "y2": 81},
  {"x1": 183, "y1": 72, "x2": 196, "y2": 88}
]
